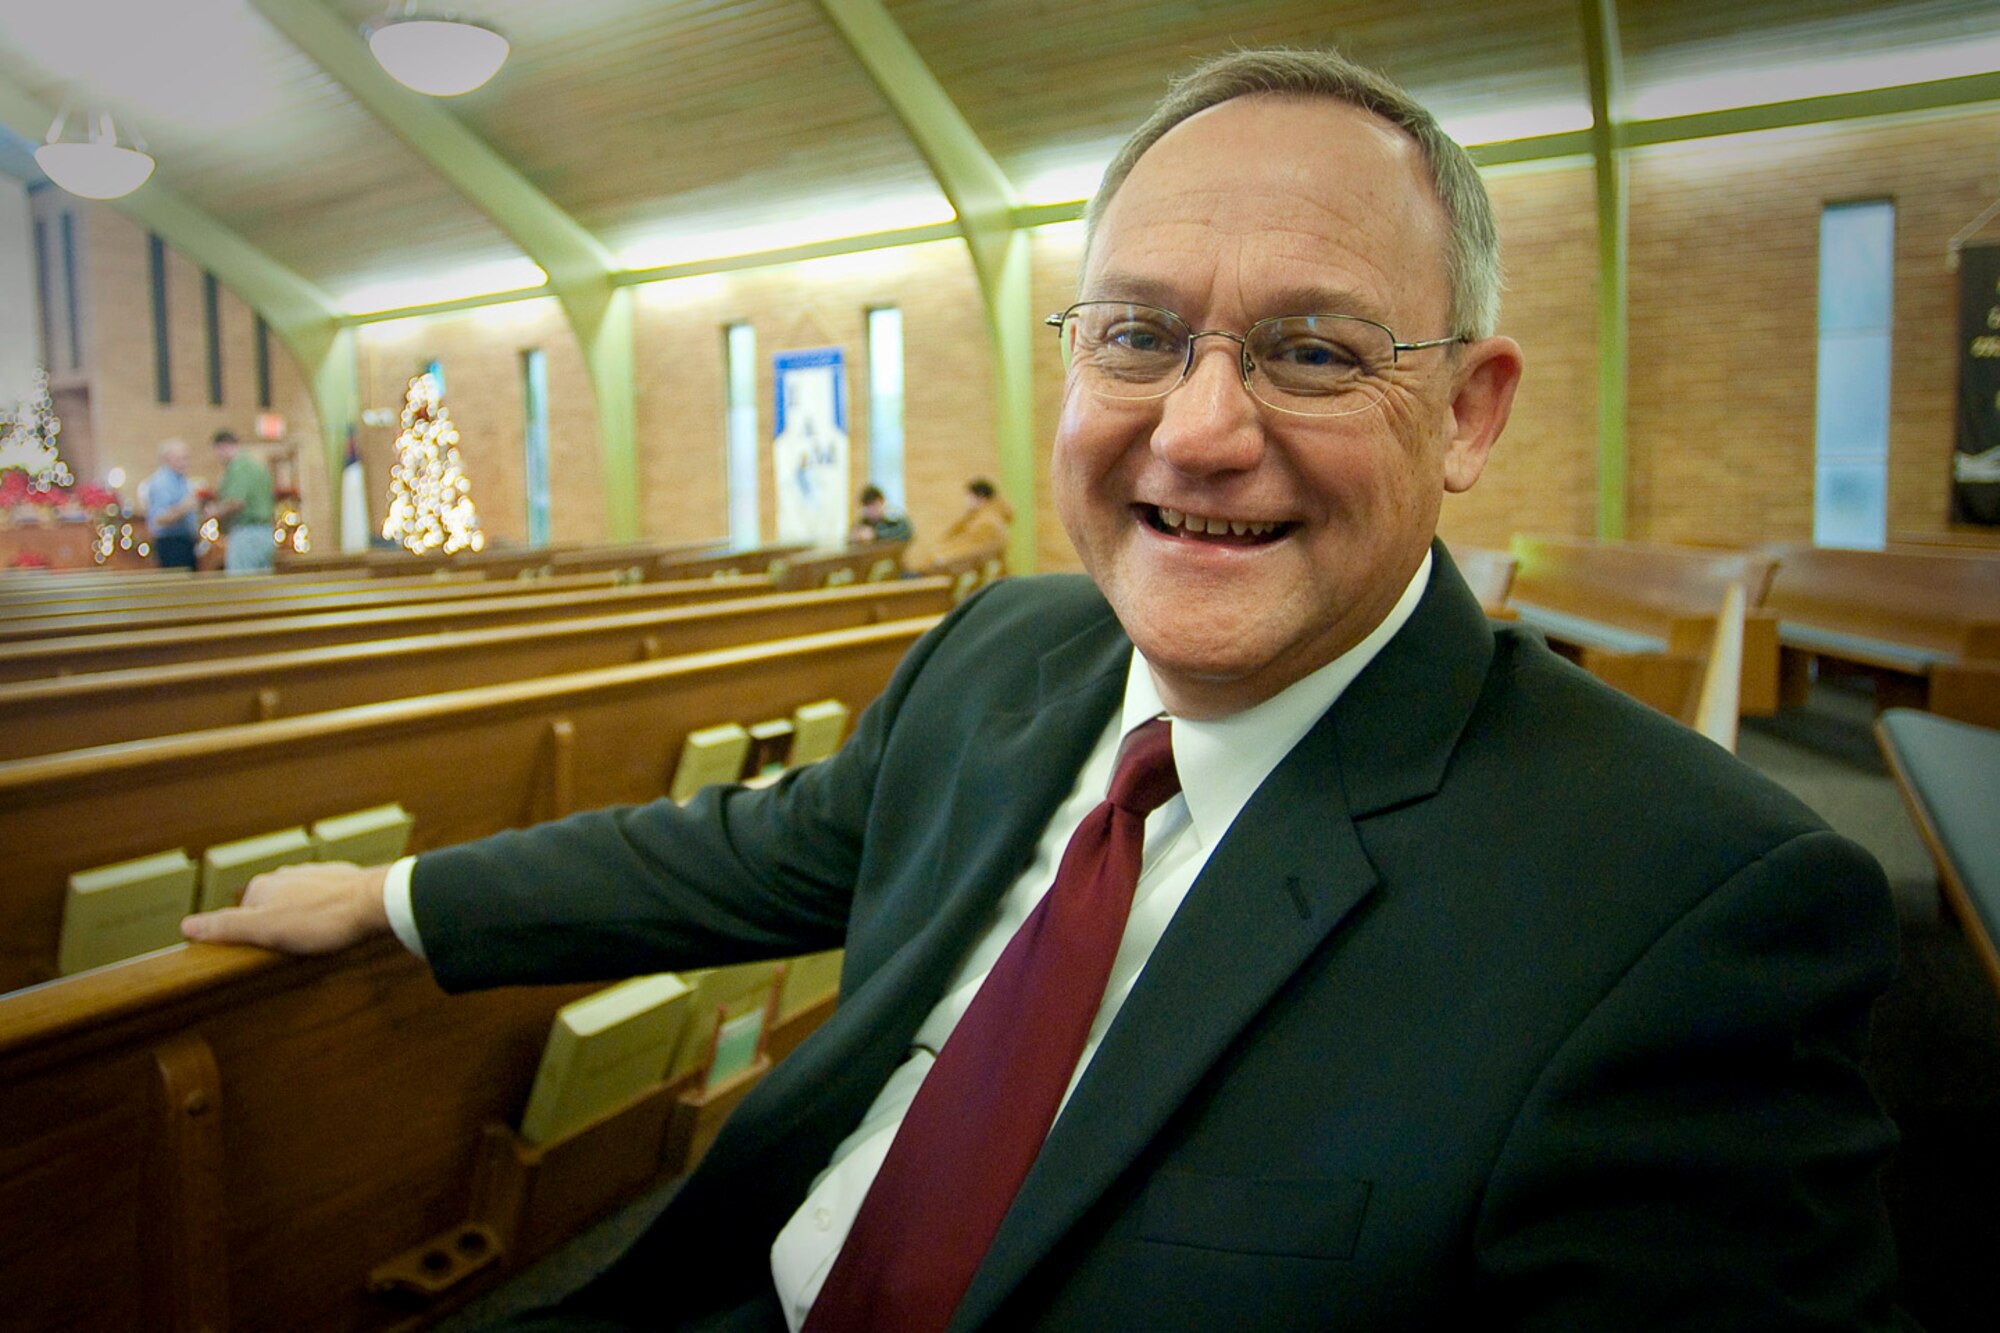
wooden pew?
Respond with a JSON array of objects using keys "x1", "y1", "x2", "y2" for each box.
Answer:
[
  {"x1": 277, "y1": 540, "x2": 697, "y2": 581},
  {"x1": 662, "y1": 543, "x2": 811, "y2": 582},
  {"x1": 772, "y1": 542, "x2": 908, "y2": 591},
  {"x1": 0, "y1": 570, "x2": 619, "y2": 642},
  {"x1": 1441, "y1": 541, "x2": 1516, "y2": 617},
  {"x1": 1876, "y1": 709, "x2": 2000, "y2": 999},
  {"x1": 1929, "y1": 661, "x2": 2000, "y2": 730},
  {"x1": 1760, "y1": 544, "x2": 2000, "y2": 710},
  {"x1": 0, "y1": 574, "x2": 769, "y2": 683},
  {"x1": 1506, "y1": 534, "x2": 1782, "y2": 717},
  {"x1": 0, "y1": 572, "x2": 623, "y2": 641},
  {"x1": 0, "y1": 622, "x2": 910, "y2": 1331},
  {"x1": 0, "y1": 616, "x2": 934, "y2": 995},
  {"x1": 0, "y1": 578, "x2": 953, "y2": 760}
]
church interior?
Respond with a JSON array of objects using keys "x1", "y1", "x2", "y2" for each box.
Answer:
[{"x1": 1, "y1": 1, "x2": 1997, "y2": 1329}]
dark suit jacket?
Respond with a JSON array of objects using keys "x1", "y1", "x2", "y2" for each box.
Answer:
[{"x1": 414, "y1": 548, "x2": 1905, "y2": 1331}]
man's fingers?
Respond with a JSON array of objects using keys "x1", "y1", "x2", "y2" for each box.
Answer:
[{"x1": 179, "y1": 861, "x2": 391, "y2": 956}]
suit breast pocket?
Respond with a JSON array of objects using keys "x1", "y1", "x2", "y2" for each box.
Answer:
[{"x1": 1135, "y1": 1168, "x2": 1372, "y2": 1260}]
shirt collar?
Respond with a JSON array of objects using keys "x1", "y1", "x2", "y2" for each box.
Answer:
[{"x1": 1120, "y1": 549, "x2": 1433, "y2": 849}]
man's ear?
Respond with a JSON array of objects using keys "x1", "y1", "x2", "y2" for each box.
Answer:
[{"x1": 1440, "y1": 336, "x2": 1523, "y2": 494}]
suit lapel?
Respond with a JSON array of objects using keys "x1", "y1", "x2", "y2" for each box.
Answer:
[
  {"x1": 715, "y1": 604, "x2": 1135, "y2": 1159},
  {"x1": 953, "y1": 544, "x2": 1497, "y2": 1330}
]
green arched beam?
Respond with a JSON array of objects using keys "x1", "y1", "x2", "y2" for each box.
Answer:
[
  {"x1": 1579, "y1": 0, "x2": 1629, "y2": 541},
  {"x1": 814, "y1": 0, "x2": 1037, "y2": 573},
  {"x1": 0, "y1": 71, "x2": 357, "y2": 507},
  {"x1": 249, "y1": 0, "x2": 639, "y2": 541}
]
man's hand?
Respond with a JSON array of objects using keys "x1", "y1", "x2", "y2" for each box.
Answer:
[{"x1": 181, "y1": 861, "x2": 393, "y2": 955}]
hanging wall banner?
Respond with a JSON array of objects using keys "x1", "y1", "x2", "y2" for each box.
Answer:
[
  {"x1": 1955, "y1": 242, "x2": 2000, "y2": 525},
  {"x1": 773, "y1": 347, "x2": 850, "y2": 548}
]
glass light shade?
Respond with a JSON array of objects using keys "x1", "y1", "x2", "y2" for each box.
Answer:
[
  {"x1": 34, "y1": 142, "x2": 156, "y2": 200},
  {"x1": 369, "y1": 19, "x2": 510, "y2": 96}
]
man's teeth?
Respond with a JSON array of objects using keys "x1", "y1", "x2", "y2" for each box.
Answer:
[{"x1": 1156, "y1": 506, "x2": 1277, "y2": 537}]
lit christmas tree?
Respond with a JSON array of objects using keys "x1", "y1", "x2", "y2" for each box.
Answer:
[
  {"x1": 0, "y1": 368, "x2": 74, "y2": 490},
  {"x1": 381, "y1": 371, "x2": 485, "y2": 555}
]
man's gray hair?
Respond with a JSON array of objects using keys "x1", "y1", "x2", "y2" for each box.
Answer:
[{"x1": 1085, "y1": 47, "x2": 1502, "y2": 339}]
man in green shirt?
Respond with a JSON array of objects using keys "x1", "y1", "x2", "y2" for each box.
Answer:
[{"x1": 210, "y1": 429, "x2": 275, "y2": 574}]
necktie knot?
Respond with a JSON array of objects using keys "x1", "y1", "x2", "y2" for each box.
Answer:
[{"x1": 1108, "y1": 717, "x2": 1179, "y2": 818}]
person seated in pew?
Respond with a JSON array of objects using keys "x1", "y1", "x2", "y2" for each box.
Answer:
[
  {"x1": 919, "y1": 476, "x2": 1011, "y2": 572},
  {"x1": 184, "y1": 46, "x2": 1914, "y2": 1333},
  {"x1": 847, "y1": 484, "x2": 912, "y2": 546}
]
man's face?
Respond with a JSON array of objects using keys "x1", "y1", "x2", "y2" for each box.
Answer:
[
  {"x1": 163, "y1": 444, "x2": 190, "y2": 474},
  {"x1": 1052, "y1": 95, "x2": 1519, "y2": 718}
]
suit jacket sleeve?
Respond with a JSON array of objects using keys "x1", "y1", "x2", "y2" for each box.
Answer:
[{"x1": 406, "y1": 579, "x2": 984, "y2": 993}]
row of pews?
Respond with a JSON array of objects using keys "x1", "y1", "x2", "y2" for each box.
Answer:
[
  {"x1": 0, "y1": 539, "x2": 972, "y2": 1332},
  {"x1": 1447, "y1": 534, "x2": 2000, "y2": 741}
]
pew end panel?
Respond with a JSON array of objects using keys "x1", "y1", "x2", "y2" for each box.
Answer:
[{"x1": 1929, "y1": 661, "x2": 2000, "y2": 729}]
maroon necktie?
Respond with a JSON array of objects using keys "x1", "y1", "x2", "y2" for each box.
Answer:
[{"x1": 803, "y1": 718, "x2": 1180, "y2": 1333}]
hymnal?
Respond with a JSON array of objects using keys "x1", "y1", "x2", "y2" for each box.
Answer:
[
  {"x1": 311, "y1": 803, "x2": 414, "y2": 866},
  {"x1": 199, "y1": 826, "x2": 313, "y2": 912},
  {"x1": 518, "y1": 973, "x2": 693, "y2": 1147},
  {"x1": 789, "y1": 699, "x2": 850, "y2": 765},
  {"x1": 669, "y1": 723, "x2": 752, "y2": 802},
  {"x1": 59, "y1": 849, "x2": 198, "y2": 975}
]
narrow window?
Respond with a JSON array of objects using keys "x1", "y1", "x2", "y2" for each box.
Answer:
[
  {"x1": 203, "y1": 271, "x2": 223, "y2": 405},
  {"x1": 254, "y1": 314, "x2": 272, "y2": 408},
  {"x1": 59, "y1": 211, "x2": 80, "y2": 371},
  {"x1": 148, "y1": 231, "x2": 170, "y2": 403},
  {"x1": 522, "y1": 348, "x2": 551, "y2": 546},
  {"x1": 33, "y1": 218, "x2": 55, "y2": 370},
  {"x1": 1813, "y1": 201, "x2": 1894, "y2": 548},
  {"x1": 866, "y1": 306, "x2": 906, "y2": 509},
  {"x1": 725, "y1": 321, "x2": 760, "y2": 548}
]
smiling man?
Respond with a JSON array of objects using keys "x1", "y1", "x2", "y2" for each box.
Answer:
[{"x1": 184, "y1": 48, "x2": 1909, "y2": 1333}]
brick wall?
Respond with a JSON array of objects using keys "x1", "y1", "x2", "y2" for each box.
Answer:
[
  {"x1": 1440, "y1": 161, "x2": 1601, "y2": 551},
  {"x1": 43, "y1": 102, "x2": 2000, "y2": 563},
  {"x1": 59, "y1": 203, "x2": 326, "y2": 536},
  {"x1": 631, "y1": 239, "x2": 994, "y2": 560},
  {"x1": 355, "y1": 298, "x2": 606, "y2": 549},
  {"x1": 1626, "y1": 107, "x2": 2000, "y2": 545}
]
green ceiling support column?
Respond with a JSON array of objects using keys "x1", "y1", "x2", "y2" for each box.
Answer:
[
  {"x1": 1580, "y1": 0, "x2": 1629, "y2": 541},
  {"x1": 0, "y1": 71, "x2": 357, "y2": 531},
  {"x1": 574, "y1": 285, "x2": 639, "y2": 541},
  {"x1": 815, "y1": 0, "x2": 1038, "y2": 573},
  {"x1": 251, "y1": 0, "x2": 640, "y2": 541},
  {"x1": 287, "y1": 321, "x2": 360, "y2": 529}
]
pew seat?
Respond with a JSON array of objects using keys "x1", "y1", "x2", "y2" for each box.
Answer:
[{"x1": 1877, "y1": 709, "x2": 2000, "y2": 999}]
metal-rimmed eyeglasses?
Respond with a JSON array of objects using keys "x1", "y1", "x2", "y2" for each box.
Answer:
[{"x1": 1046, "y1": 301, "x2": 1467, "y2": 419}]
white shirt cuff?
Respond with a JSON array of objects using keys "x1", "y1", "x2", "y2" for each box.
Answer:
[{"x1": 381, "y1": 855, "x2": 425, "y2": 960}]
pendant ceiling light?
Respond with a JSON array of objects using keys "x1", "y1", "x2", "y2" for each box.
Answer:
[
  {"x1": 35, "y1": 109, "x2": 155, "y2": 201},
  {"x1": 368, "y1": 17, "x2": 510, "y2": 96}
]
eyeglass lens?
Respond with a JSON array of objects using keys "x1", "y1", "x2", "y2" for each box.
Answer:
[{"x1": 1057, "y1": 302, "x2": 1397, "y2": 417}]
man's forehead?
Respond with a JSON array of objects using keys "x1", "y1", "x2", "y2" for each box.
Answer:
[{"x1": 1084, "y1": 96, "x2": 1446, "y2": 321}]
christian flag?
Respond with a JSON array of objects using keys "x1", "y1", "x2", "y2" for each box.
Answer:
[
  {"x1": 339, "y1": 426, "x2": 371, "y2": 552},
  {"x1": 1954, "y1": 243, "x2": 2000, "y2": 525}
]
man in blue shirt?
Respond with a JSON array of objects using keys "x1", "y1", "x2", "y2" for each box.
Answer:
[{"x1": 138, "y1": 438, "x2": 199, "y2": 570}]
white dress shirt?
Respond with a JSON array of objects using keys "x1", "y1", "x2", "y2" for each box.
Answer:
[{"x1": 382, "y1": 555, "x2": 1431, "y2": 1331}]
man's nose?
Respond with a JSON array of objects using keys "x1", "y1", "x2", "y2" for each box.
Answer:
[{"x1": 1148, "y1": 337, "x2": 1265, "y2": 475}]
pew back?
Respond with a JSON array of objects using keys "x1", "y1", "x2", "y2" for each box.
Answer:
[
  {"x1": 0, "y1": 570, "x2": 627, "y2": 642},
  {"x1": 1761, "y1": 544, "x2": 2000, "y2": 671},
  {"x1": 0, "y1": 579, "x2": 954, "y2": 760},
  {"x1": 0, "y1": 575, "x2": 768, "y2": 682},
  {"x1": 0, "y1": 617, "x2": 935, "y2": 995}
]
